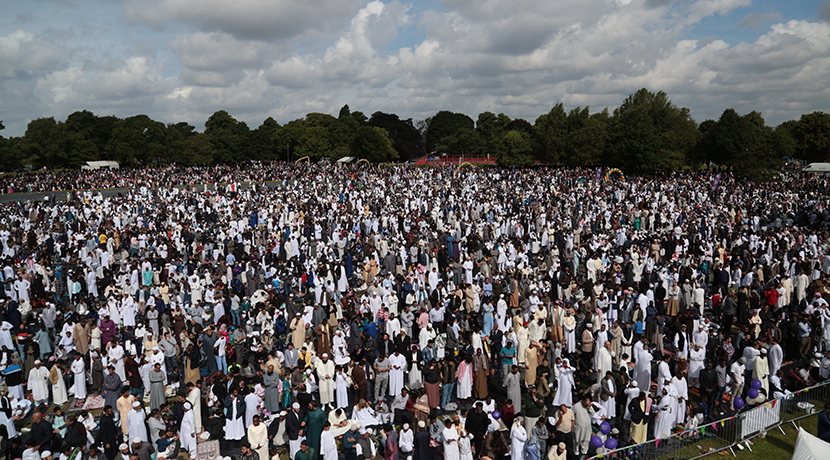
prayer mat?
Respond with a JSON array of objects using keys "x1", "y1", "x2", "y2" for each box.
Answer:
[{"x1": 67, "y1": 394, "x2": 106, "y2": 412}]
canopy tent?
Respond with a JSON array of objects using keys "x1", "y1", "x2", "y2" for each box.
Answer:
[{"x1": 791, "y1": 427, "x2": 830, "y2": 460}]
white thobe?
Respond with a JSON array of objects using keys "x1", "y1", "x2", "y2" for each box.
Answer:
[
  {"x1": 316, "y1": 359, "x2": 336, "y2": 405},
  {"x1": 71, "y1": 359, "x2": 87, "y2": 399},
  {"x1": 127, "y1": 408, "x2": 148, "y2": 442},
  {"x1": 27, "y1": 366, "x2": 50, "y2": 402},
  {"x1": 180, "y1": 410, "x2": 197, "y2": 458},
  {"x1": 389, "y1": 353, "x2": 406, "y2": 396}
]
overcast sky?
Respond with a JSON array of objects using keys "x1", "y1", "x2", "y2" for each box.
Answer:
[{"x1": 1, "y1": 0, "x2": 830, "y2": 136}]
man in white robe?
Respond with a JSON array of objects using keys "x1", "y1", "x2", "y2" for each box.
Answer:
[
  {"x1": 753, "y1": 348, "x2": 770, "y2": 394},
  {"x1": 656, "y1": 354, "x2": 672, "y2": 395},
  {"x1": 244, "y1": 390, "x2": 262, "y2": 427},
  {"x1": 27, "y1": 360, "x2": 50, "y2": 406},
  {"x1": 389, "y1": 351, "x2": 406, "y2": 397},
  {"x1": 315, "y1": 354, "x2": 336, "y2": 408},
  {"x1": 654, "y1": 387, "x2": 676, "y2": 439},
  {"x1": 186, "y1": 382, "x2": 203, "y2": 433},
  {"x1": 320, "y1": 423, "x2": 338, "y2": 460},
  {"x1": 248, "y1": 415, "x2": 270, "y2": 460},
  {"x1": 596, "y1": 341, "x2": 613, "y2": 384},
  {"x1": 127, "y1": 401, "x2": 148, "y2": 442},
  {"x1": 179, "y1": 402, "x2": 197, "y2": 459},
  {"x1": 71, "y1": 354, "x2": 87, "y2": 400},
  {"x1": 108, "y1": 342, "x2": 127, "y2": 382}
]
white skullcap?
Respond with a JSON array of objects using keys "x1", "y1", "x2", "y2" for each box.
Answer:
[
  {"x1": 631, "y1": 381, "x2": 638, "y2": 387},
  {"x1": 132, "y1": 437, "x2": 142, "y2": 444},
  {"x1": 152, "y1": 346, "x2": 160, "y2": 351},
  {"x1": 132, "y1": 401, "x2": 141, "y2": 408},
  {"x1": 119, "y1": 444, "x2": 128, "y2": 451},
  {"x1": 34, "y1": 360, "x2": 41, "y2": 364},
  {"x1": 184, "y1": 402, "x2": 192, "y2": 410},
  {"x1": 418, "y1": 421, "x2": 426, "y2": 428},
  {"x1": 292, "y1": 403, "x2": 300, "y2": 409},
  {"x1": 322, "y1": 353, "x2": 328, "y2": 358},
  {"x1": 41, "y1": 452, "x2": 52, "y2": 458},
  {"x1": 586, "y1": 323, "x2": 593, "y2": 327}
]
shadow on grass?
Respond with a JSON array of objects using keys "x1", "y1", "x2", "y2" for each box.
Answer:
[{"x1": 764, "y1": 434, "x2": 796, "y2": 455}]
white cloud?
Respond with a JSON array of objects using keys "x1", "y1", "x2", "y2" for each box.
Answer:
[
  {"x1": 4, "y1": 0, "x2": 830, "y2": 137},
  {"x1": 122, "y1": 0, "x2": 364, "y2": 42}
]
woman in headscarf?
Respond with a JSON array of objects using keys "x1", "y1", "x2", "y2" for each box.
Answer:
[{"x1": 510, "y1": 416, "x2": 527, "y2": 460}]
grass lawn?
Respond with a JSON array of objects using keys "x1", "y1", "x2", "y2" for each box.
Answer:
[{"x1": 728, "y1": 414, "x2": 818, "y2": 460}]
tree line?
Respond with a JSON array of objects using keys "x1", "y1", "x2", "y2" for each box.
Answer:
[{"x1": 1, "y1": 88, "x2": 829, "y2": 175}]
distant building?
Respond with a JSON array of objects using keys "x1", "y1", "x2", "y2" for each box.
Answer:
[{"x1": 81, "y1": 161, "x2": 120, "y2": 170}]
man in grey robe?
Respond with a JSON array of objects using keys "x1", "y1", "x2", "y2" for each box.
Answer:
[
  {"x1": 149, "y1": 363, "x2": 166, "y2": 411},
  {"x1": 103, "y1": 366, "x2": 123, "y2": 417},
  {"x1": 263, "y1": 365, "x2": 281, "y2": 413},
  {"x1": 572, "y1": 397, "x2": 594, "y2": 456},
  {"x1": 505, "y1": 365, "x2": 521, "y2": 410}
]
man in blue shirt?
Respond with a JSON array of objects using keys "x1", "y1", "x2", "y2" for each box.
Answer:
[
  {"x1": 818, "y1": 403, "x2": 830, "y2": 443},
  {"x1": 499, "y1": 341, "x2": 516, "y2": 384}
]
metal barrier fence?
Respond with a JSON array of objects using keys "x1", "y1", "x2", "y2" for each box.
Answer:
[{"x1": 587, "y1": 380, "x2": 830, "y2": 460}]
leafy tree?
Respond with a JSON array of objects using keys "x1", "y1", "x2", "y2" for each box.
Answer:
[
  {"x1": 504, "y1": 118, "x2": 533, "y2": 134},
  {"x1": 369, "y1": 112, "x2": 425, "y2": 161},
  {"x1": 327, "y1": 117, "x2": 359, "y2": 159},
  {"x1": 20, "y1": 117, "x2": 71, "y2": 168},
  {"x1": 784, "y1": 112, "x2": 830, "y2": 162},
  {"x1": 437, "y1": 127, "x2": 484, "y2": 156},
  {"x1": 424, "y1": 111, "x2": 475, "y2": 153},
  {"x1": 565, "y1": 109, "x2": 610, "y2": 166},
  {"x1": 106, "y1": 115, "x2": 167, "y2": 165},
  {"x1": 0, "y1": 122, "x2": 22, "y2": 171},
  {"x1": 532, "y1": 103, "x2": 569, "y2": 163},
  {"x1": 273, "y1": 120, "x2": 309, "y2": 161},
  {"x1": 165, "y1": 122, "x2": 199, "y2": 165},
  {"x1": 475, "y1": 112, "x2": 511, "y2": 144},
  {"x1": 242, "y1": 117, "x2": 280, "y2": 161},
  {"x1": 296, "y1": 126, "x2": 331, "y2": 160},
  {"x1": 609, "y1": 88, "x2": 697, "y2": 172},
  {"x1": 338, "y1": 105, "x2": 351, "y2": 119},
  {"x1": 179, "y1": 133, "x2": 215, "y2": 166},
  {"x1": 351, "y1": 111, "x2": 368, "y2": 125},
  {"x1": 494, "y1": 130, "x2": 533, "y2": 167},
  {"x1": 204, "y1": 110, "x2": 250, "y2": 163},
  {"x1": 351, "y1": 126, "x2": 398, "y2": 163},
  {"x1": 695, "y1": 109, "x2": 785, "y2": 176}
]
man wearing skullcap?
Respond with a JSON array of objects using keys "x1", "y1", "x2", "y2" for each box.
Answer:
[
  {"x1": 180, "y1": 401, "x2": 197, "y2": 459},
  {"x1": 127, "y1": 401, "x2": 148, "y2": 443}
]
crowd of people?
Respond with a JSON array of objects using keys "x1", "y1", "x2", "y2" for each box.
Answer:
[
  {"x1": 0, "y1": 163, "x2": 829, "y2": 460},
  {"x1": 0, "y1": 163, "x2": 287, "y2": 195}
]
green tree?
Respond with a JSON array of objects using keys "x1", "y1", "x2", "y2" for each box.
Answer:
[
  {"x1": 204, "y1": 110, "x2": 250, "y2": 163},
  {"x1": 327, "y1": 117, "x2": 359, "y2": 160},
  {"x1": 475, "y1": 112, "x2": 511, "y2": 145},
  {"x1": 494, "y1": 130, "x2": 533, "y2": 167},
  {"x1": 106, "y1": 115, "x2": 166, "y2": 165},
  {"x1": 242, "y1": 117, "x2": 280, "y2": 161},
  {"x1": 785, "y1": 112, "x2": 830, "y2": 162},
  {"x1": 696, "y1": 109, "x2": 785, "y2": 176},
  {"x1": 369, "y1": 112, "x2": 425, "y2": 161},
  {"x1": 423, "y1": 111, "x2": 475, "y2": 153},
  {"x1": 0, "y1": 122, "x2": 22, "y2": 171},
  {"x1": 165, "y1": 122, "x2": 199, "y2": 165},
  {"x1": 339, "y1": 104, "x2": 351, "y2": 119},
  {"x1": 179, "y1": 133, "x2": 215, "y2": 165},
  {"x1": 609, "y1": 88, "x2": 698, "y2": 172},
  {"x1": 273, "y1": 120, "x2": 309, "y2": 161},
  {"x1": 20, "y1": 117, "x2": 71, "y2": 168},
  {"x1": 350, "y1": 126, "x2": 398, "y2": 163},
  {"x1": 437, "y1": 127, "x2": 484, "y2": 156},
  {"x1": 532, "y1": 103, "x2": 569, "y2": 163},
  {"x1": 296, "y1": 126, "x2": 331, "y2": 160}
]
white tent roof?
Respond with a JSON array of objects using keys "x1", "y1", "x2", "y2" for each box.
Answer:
[
  {"x1": 791, "y1": 427, "x2": 830, "y2": 460},
  {"x1": 336, "y1": 156, "x2": 355, "y2": 164}
]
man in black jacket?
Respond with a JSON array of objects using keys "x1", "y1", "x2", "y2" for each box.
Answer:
[
  {"x1": 464, "y1": 402, "x2": 489, "y2": 458},
  {"x1": 31, "y1": 412, "x2": 55, "y2": 452},
  {"x1": 63, "y1": 415, "x2": 87, "y2": 451},
  {"x1": 97, "y1": 406, "x2": 120, "y2": 460},
  {"x1": 286, "y1": 402, "x2": 306, "y2": 460}
]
